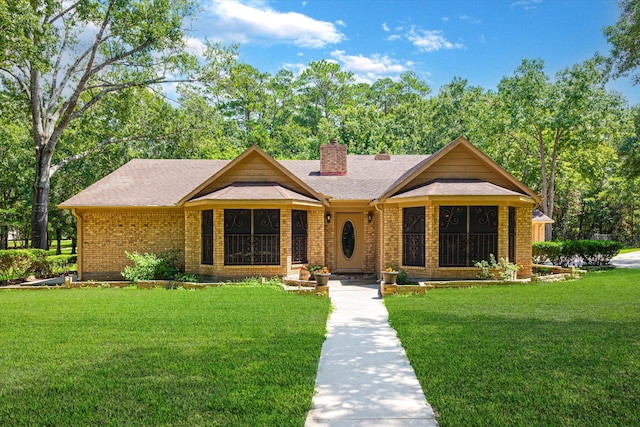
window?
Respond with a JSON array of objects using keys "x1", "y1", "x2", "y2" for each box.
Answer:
[
  {"x1": 509, "y1": 207, "x2": 516, "y2": 262},
  {"x1": 292, "y1": 210, "x2": 308, "y2": 263},
  {"x1": 439, "y1": 206, "x2": 498, "y2": 267},
  {"x1": 403, "y1": 207, "x2": 425, "y2": 267},
  {"x1": 201, "y1": 210, "x2": 213, "y2": 265},
  {"x1": 224, "y1": 209, "x2": 280, "y2": 265}
]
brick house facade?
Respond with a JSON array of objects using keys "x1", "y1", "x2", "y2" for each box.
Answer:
[{"x1": 60, "y1": 137, "x2": 540, "y2": 281}]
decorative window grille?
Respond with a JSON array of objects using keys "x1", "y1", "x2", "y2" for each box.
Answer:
[
  {"x1": 292, "y1": 210, "x2": 308, "y2": 264},
  {"x1": 403, "y1": 207, "x2": 425, "y2": 267},
  {"x1": 509, "y1": 207, "x2": 516, "y2": 262},
  {"x1": 201, "y1": 210, "x2": 213, "y2": 265},
  {"x1": 224, "y1": 209, "x2": 280, "y2": 265},
  {"x1": 439, "y1": 206, "x2": 498, "y2": 267}
]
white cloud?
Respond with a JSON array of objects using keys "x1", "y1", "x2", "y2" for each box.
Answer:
[
  {"x1": 283, "y1": 62, "x2": 307, "y2": 76},
  {"x1": 184, "y1": 36, "x2": 207, "y2": 56},
  {"x1": 330, "y1": 50, "x2": 410, "y2": 83},
  {"x1": 407, "y1": 26, "x2": 463, "y2": 52},
  {"x1": 387, "y1": 34, "x2": 401, "y2": 41},
  {"x1": 459, "y1": 15, "x2": 481, "y2": 24},
  {"x1": 205, "y1": 1, "x2": 344, "y2": 48},
  {"x1": 382, "y1": 22, "x2": 390, "y2": 32},
  {"x1": 336, "y1": 20, "x2": 346, "y2": 27},
  {"x1": 511, "y1": 0, "x2": 542, "y2": 10}
]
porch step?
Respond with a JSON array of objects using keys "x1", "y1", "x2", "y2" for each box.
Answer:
[{"x1": 327, "y1": 273, "x2": 377, "y2": 281}]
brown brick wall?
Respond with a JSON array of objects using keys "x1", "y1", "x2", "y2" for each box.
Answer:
[
  {"x1": 515, "y1": 206, "x2": 533, "y2": 278},
  {"x1": 307, "y1": 208, "x2": 326, "y2": 267},
  {"x1": 79, "y1": 210, "x2": 185, "y2": 280},
  {"x1": 363, "y1": 212, "x2": 376, "y2": 273},
  {"x1": 324, "y1": 211, "x2": 335, "y2": 270},
  {"x1": 382, "y1": 206, "x2": 402, "y2": 269}
]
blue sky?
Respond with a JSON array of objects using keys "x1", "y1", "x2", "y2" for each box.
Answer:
[{"x1": 185, "y1": 0, "x2": 640, "y2": 104}]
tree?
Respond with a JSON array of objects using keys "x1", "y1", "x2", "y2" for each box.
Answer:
[
  {"x1": 0, "y1": 0, "x2": 196, "y2": 249},
  {"x1": 604, "y1": 0, "x2": 640, "y2": 84},
  {"x1": 496, "y1": 58, "x2": 626, "y2": 240},
  {"x1": 0, "y1": 91, "x2": 32, "y2": 249},
  {"x1": 298, "y1": 60, "x2": 355, "y2": 132}
]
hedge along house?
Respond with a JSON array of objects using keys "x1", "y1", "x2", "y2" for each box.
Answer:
[{"x1": 59, "y1": 136, "x2": 540, "y2": 281}]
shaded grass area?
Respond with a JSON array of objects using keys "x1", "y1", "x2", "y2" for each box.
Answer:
[
  {"x1": 0, "y1": 285, "x2": 330, "y2": 426},
  {"x1": 385, "y1": 269, "x2": 640, "y2": 427}
]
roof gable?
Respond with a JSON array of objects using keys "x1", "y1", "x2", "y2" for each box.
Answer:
[
  {"x1": 179, "y1": 145, "x2": 324, "y2": 205},
  {"x1": 378, "y1": 136, "x2": 540, "y2": 203}
]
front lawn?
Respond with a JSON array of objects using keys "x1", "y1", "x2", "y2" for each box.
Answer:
[
  {"x1": 0, "y1": 285, "x2": 331, "y2": 426},
  {"x1": 386, "y1": 269, "x2": 640, "y2": 427}
]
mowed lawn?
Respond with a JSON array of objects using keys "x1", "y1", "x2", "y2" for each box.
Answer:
[
  {"x1": 386, "y1": 269, "x2": 640, "y2": 427},
  {"x1": 0, "y1": 285, "x2": 331, "y2": 426}
]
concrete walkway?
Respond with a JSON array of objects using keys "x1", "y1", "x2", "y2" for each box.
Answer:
[
  {"x1": 611, "y1": 250, "x2": 640, "y2": 269},
  {"x1": 305, "y1": 280, "x2": 438, "y2": 427}
]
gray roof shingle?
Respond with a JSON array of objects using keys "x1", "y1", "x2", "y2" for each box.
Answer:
[
  {"x1": 60, "y1": 153, "x2": 530, "y2": 208},
  {"x1": 390, "y1": 179, "x2": 525, "y2": 199},
  {"x1": 189, "y1": 182, "x2": 320, "y2": 203},
  {"x1": 59, "y1": 159, "x2": 228, "y2": 207}
]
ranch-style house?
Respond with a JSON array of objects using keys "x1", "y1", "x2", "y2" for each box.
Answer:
[{"x1": 59, "y1": 136, "x2": 540, "y2": 281}]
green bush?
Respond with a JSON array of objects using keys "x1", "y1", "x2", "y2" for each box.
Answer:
[
  {"x1": 474, "y1": 254, "x2": 521, "y2": 281},
  {"x1": 532, "y1": 240, "x2": 623, "y2": 267},
  {"x1": 578, "y1": 240, "x2": 624, "y2": 266},
  {"x1": 46, "y1": 254, "x2": 78, "y2": 275},
  {"x1": 121, "y1": 251, "x2": 182, "y2": 284},
  {"x1": 0, "y1": 249, "x2": 49, "y2": 282},
  {"x1": 532, "y1": 241, "x2": 563, "y2": 264}
]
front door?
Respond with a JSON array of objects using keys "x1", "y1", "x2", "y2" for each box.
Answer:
[{"x1": 335, "y1": 213, "x2": 364, "y2": 271}]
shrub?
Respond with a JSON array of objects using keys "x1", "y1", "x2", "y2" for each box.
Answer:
[
  {"x1": 579, "y1": 240, "x2": 624, "y2": 266},
  {"x1": 532, "y1": 240, "x2": 623, "y2": 267},
  {"x1": 0, "y1": 249, "x2": 49, "y2": 282},
  {"x1": 46, "y1": 254, "x2": 78, "y2": 275},
  {"x1": 121, "y1": 251, "x2": 182, "y2": 284},
  {"x1": 532, "y1": 241, "x2": 563, "y2": 264},
  {"x1": 474, "y1": 254, "x2": 521, "y2": 281}
]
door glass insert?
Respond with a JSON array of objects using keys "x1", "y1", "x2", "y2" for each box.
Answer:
[{"x1": 342, "y1": 220, "x2": 355, "y2": 259}]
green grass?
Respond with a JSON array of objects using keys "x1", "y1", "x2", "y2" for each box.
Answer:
[
  {"x1": 385, "y1": 269, "x2": 640, "y2": 427},
  {"x1": 0, "y1": 285, "x2": 330, "y2": 426},
  {"x1": 619, "y1": 247, "x2": 640, "y2": 254}
]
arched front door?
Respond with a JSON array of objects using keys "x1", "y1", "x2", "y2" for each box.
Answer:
[{"x1": 335, "y1": 213, "x2": 364, "y2": 271}]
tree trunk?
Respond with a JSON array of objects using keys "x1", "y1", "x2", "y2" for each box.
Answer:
[
  {"x1": 56, "y1": 228, "x2": 62, "y2": 255},
  {"x1": 0, "y1": 225, "x2": 8, "y2": 250},
  {"x1": 31, "y1": 147, "x2": 52, "y2": 250},
  {"x1": 71, "y1": 234, "x2": 77, "y2": 255}
]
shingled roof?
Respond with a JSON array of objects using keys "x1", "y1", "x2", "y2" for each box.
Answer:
[
  {"x1": 389, "y1": 179, "x2": 525, "y2": 200},
  {"x1": 188, "y1": 182, "x2": 320, "y2": 204},
  {"x1": 59, "y1": 159, "x2": 228, "y2": 208},
  {"x1": 59, "y1": 138, "x2": 537, "y2": 208},
  {"x1": 279, "y1": 155, "x2": 429, "y2": 200}
]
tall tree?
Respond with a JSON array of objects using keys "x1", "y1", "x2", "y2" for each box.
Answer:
[
  {"x1": 0, "y1": 90, "x2": 32, "y2": 249},
  {"x1": 0, "y1": 0, "x2": 196, "y2": 249},
  {"x1": 298, "y1": 60, "x2": 355, "y2": 132},
  {"x1": 605, "y1": 0, "x2": 640, "y2": 84},
  {"x1": 496, "y1": 58, "x2": 626, "y2": 240}
]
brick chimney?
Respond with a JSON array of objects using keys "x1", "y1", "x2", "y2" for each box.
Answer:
[
  {"x1": 320, "y1": 138, "x2": 347, "y2": 176},
  {"x1": 375, "y1": 149, "x2": 391, "y2": 160}
]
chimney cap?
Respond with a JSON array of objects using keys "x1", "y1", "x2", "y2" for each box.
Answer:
[{"x1": 329, "y1": 138, "x2": 338, "y2": 144}]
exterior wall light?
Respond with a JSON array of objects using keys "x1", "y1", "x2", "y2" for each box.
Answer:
[
  {"x1": 326, "y1": 212, "x2": 331, "y2": 223},
  {"x1": 367, "y1": 211, "x2": 373, "y2": 223}
]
